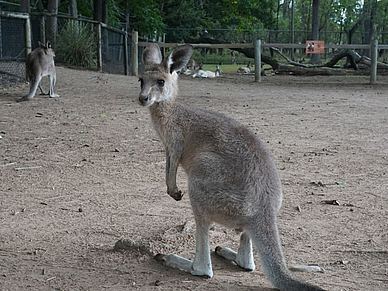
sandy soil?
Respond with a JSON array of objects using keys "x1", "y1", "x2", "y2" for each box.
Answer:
[{"x1": 0, "y1": 67, "x2": 387, "y2": 291}]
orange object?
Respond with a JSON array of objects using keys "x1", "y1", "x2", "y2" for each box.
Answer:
[{"x1": 306, "y1": 41, "x2": 325, "y2": 54}]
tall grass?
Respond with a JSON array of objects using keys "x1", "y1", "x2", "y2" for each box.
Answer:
[
  {"x1": 56, "y1": 21, "x2": 97, "y2": 68},
  {"x1": 191, "y1": 49, "x2": 252, "y2": 65}
]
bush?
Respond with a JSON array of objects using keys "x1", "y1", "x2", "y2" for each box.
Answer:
[
  {"x1": 191, "y1": 49, "x2": 252, "y2": 65},
  {"x1": 56, "y1": 21, "x2": 97, "y2": 68}
]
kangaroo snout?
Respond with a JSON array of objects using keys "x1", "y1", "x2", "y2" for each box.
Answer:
[{"x1": 139, "y1": 95, "x2": 149, "y2": 106}]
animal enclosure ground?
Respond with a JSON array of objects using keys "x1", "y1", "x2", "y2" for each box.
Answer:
[{"x1": 0, "y1": 67, "x2": 387, "y2": 291}]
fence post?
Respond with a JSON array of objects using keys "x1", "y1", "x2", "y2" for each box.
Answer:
[
  {"x1": 96, "y1": 23, "x2": 102, "y2": 72},
  {"x1": 162, "y1": 33, "x2": 166, "y2": 59},
  {"x1": 254, "y1": 39, "x2": 261, "y2": 83},
  {"x1": 25, "y1": 17, "x2": 31, "y2": 57},
  {"x1": 131, "y1": 30, "x2": 138, "y2": 76},
  {"x1": 124, "y1": 31, "x2": 129, "y2": 75},
  {"x1": 370, "y1": 40, "x2": 378, "y2": 85},
  {"x1": 25, "y1": 16, "x2": 32, "y2": 80}
]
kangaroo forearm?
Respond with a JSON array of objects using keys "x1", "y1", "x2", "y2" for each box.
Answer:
[{"x1": 166, "y1": 153, "x2": 183, "y2": 201}]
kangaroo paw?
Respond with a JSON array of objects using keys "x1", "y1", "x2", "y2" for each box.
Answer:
[{"x1": 167, "y1": 189, "x2": 184, "y2": 201}]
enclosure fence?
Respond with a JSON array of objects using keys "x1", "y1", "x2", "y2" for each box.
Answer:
[
  {"x1": 0, "y1": 11, "x2": 143, "y2": 88},
  {"x1": 164, "y1": 28, "x2": 388, "y2": 48},
  {"x1": 0, "y1": 12, "x2": 29, "y2": 88},
  {"x1": 1, "y1": 10, "x2": 388, "y2": 88}
]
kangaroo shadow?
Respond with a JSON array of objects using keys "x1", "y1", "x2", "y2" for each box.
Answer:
[{"x1": 0, "y1": 92, "x2": 25, "y2": 102}]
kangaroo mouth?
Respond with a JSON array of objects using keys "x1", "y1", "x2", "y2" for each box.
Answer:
[{"x1": 138, "y1": 96, "x2": 154, "y2": 107}]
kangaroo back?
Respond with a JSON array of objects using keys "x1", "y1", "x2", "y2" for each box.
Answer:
[{"x1": 27, "y1": 41, "x2": 56, "y2": 78}]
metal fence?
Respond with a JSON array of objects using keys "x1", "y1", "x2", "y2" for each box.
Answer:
[
  {"x1": 0, "y1": 12, "x2": 28, "y2": 88},
  {"x1": 1, "y1": 9, "x2": 387, "y2": 88},
  {"x1": 164, "y1": 28, "x2": 388, "y2": 47},
  {"x1": 0, "y1": 11, "x2": 143, "y2": 88}
]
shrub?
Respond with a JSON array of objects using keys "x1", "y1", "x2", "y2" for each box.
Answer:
[{"x1": 56, "y1": 20, "x2": 97, "y2": 68}]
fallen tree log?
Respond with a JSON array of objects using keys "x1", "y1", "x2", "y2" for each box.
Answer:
[
  {"x1": 234, "y1": 47, "x2": 388, "y2": 75},
  {"x1": 189, "y1": 36, "x2": 388, "y2": 75},
  {"x1": 277, "y1": 64, "x2": 368, "y2": 75}
]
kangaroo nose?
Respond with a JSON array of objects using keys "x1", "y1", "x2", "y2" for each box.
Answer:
[{"x1": 139, "y1": 95, "x2": 149, "y2": 105}]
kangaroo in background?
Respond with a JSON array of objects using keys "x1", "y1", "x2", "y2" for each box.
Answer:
[
  {"x1": 138, "y1": 43, "x2": 325, "y2": 291},
  {"x1": 237, "y1": 61, "x2": 252, "y2": 73},
  {"x1": 19, "y1": 41, "x2": 59, "y2": 101},
  {"x1": 186, "y1": 58, "x2": 197, "y2": 70},
  {"x1": 191, "y1": 65, "x2": 223, "y2": 78}
]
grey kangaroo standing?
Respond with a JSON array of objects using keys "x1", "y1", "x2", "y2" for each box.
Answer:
[
  {"x1": 19, "y1": 41, "x2": 59, "y2": 101},
  {"x1": 138, "y1": 43, "x2": 325, "y2": 291}
]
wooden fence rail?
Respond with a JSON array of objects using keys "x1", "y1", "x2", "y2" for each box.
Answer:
[
  {"x1": 0, "y1": 11, "x2": 384, "y2": 85},
  {"x1": 138, "y1": 41, "x2": 388, "y2": 50},
  {"x1": 137, "y1": 39, "x2": 385, "y2": 84}
]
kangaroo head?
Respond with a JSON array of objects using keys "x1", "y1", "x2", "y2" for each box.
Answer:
[
  {"x1": 38, "y1": 40, "x2": 55, "y2": 57},
  {"x1": 138, "y1": 44, "x2": 193, "y2": 107}
]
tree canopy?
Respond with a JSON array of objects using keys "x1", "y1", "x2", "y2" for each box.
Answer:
[{"x1": 17, "y1": 0, "x2": 388, "y2": 45}]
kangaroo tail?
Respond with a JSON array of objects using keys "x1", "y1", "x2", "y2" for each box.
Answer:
[{"x1": 246, "y1": 215, "x2": 325, "y2": 291}]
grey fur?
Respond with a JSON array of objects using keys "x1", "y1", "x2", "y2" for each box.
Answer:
[
  {"x1": 138, "y1": 43, "x2": 325, "y2": 291},
  {"x1": 19, "y1": 41, "x2": 59, "y2": 101}
]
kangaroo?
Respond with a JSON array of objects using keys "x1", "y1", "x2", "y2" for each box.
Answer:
[
  {"x1": 237, "y1": 61, "x2": 252, "y2": 74},
  {"x1": 231, "y1": 51, "x2": 237, "y2": 65},
  {"x1": 186, "y1": 58, "x2": 197, "y2": 70},
  {"x1": 138, "y1": 43, "x2": 325, "y2": 291},
  {"x1": 19, "y1": 41, "x2": 59, "y2": 101},
  {"x1": 192, "y1": 66, "x2": 222, "y2": 78}
]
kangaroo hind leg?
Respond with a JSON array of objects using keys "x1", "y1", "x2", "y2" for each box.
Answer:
[
  {"x1": 49, "y1": 74, "x2": 59, "y2": 98},
  {"x1": 19, "y1": 75, "x2": 41, "y2": 101},
  {"x1": 215, "y1": 231, "x2": 255, "y2": 271},
  {"x1": 155, "y1": 217, "x2": 213, "y2": 278},
  {"x1": 38, "y1": 83, "x2": 47, "y2": 95}
]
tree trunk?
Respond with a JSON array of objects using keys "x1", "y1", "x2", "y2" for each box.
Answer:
[
  {"x1": 101, "y1": 0, "x2": 109, "y2": 59},
  {"x1": 36, "y1": 0, "x2": 44, "y2": 12},
  {"x1": 102, "y1": 0, "x2": 108, "y2": 24},
  {"x1": 369, "y1": 0, "x2": 377, "y2": 42},
  {"x1": 363, "y1": 0, "x2": 371, "y2": 56},
  {"x1": 310, "y1": 0, "x2": 321, "y2": 64},
  {"x1": 347, "y1": 19, "x2": 362, "y2": 44},
  {"x1": 69, "y1": 0, "x2": 78, "y2": 18},
  {"x1": 46, "y1": 0, "x2": 58, "y2": 47},
  {"x1": 290, "y1": 0, "x2": 295, "y2": 60},
  {"x1": 20, "y1": 0, "x2": 30, "y2": 13},
  {"x1": 94, "y1": 0, "x2": 103, "y2": 22}
]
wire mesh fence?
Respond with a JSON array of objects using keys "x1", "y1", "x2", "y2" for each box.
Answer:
[
  {"x1": 0, "y1": 14, "x2": 26, "y2": 88},
  {"x1": 0, "y1": 12, "x2": 138, "y2": 88},
  {"x1": 1, "y1": 8, "x2": 387, "y2": 88},
  {"x1": 101, "y1": 27, "x2": 126, "y2": 75},
  {"x1": 164, "y1": 27, "x2": 387, "y2": 47}
]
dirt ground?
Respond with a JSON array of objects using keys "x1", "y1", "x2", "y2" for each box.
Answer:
[{"x1": 1, "y1": 67, "x2": 387, "y2": 291}]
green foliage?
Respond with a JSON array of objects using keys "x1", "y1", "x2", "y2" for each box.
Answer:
[
  {"x1": 56, "y1": 21, "x2": 97, "y2": 68},
  {"x1": 58, "y1": 0, "x2": 93, "y2": 18},
  {"x1": 124, "y1": 0, "x2": 165, "y2": 35},
  {"x1": 107, "y1": 0, "x2": 121, "y2": 27},
  {"x1": 58, "y1": 0, "x2": 388, "y2": 46},
  {"x1": 191, "y1": 49, "x2": 252, "y2": 65},
  {"x1": 218, "y1": 0, "x2": 276, "y2": 30}
]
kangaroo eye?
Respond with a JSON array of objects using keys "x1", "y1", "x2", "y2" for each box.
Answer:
[{"x1": 157, "y1": 80, "x2": 165, "y2": 87}]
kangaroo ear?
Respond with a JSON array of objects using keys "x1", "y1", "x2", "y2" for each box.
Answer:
[
  {"x1": 163, "y1": 45, "x2": 193, "y2": 74},
  {"x1": 143, "y1": 43, "x2": 163, "y2": 71}
]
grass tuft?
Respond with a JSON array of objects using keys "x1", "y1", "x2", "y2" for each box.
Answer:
[{"x1": 56, "y1": 21, "x2": 97, "y2": 69}]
